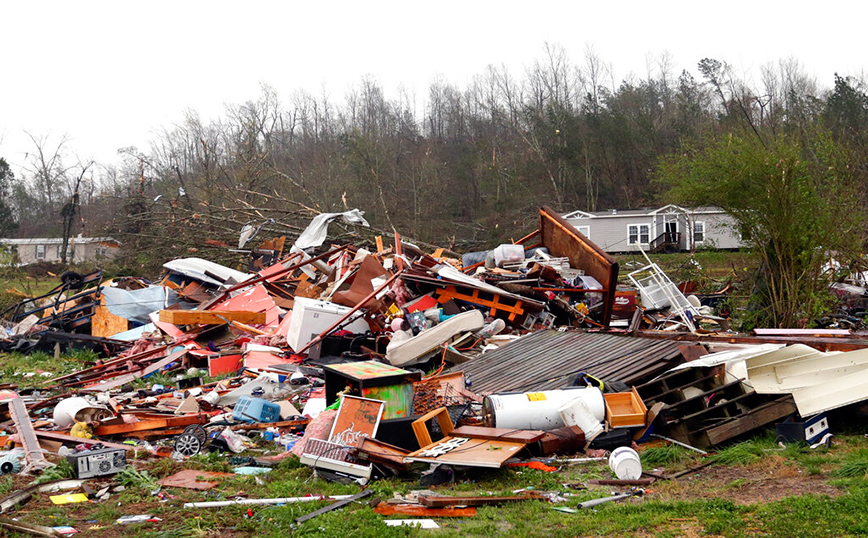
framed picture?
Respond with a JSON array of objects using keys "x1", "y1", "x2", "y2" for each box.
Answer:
[{"x1": 328, "y1": 395, "x2": 386, "y2": 446}]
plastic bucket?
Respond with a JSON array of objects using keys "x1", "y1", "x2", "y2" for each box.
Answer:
[
  {"x1": 558, "y1": 396, "x2": 604, "y2": 441},
  {"x1": 608, "y1": 446, "x2": 642, "y2": 480}
]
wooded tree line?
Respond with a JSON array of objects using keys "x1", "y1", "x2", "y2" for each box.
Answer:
[{"x1": 4, "y1": 46, "x2": 868, "y2": 273}]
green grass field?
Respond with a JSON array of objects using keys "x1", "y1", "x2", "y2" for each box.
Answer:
[
  {"x1": 0, "y1": 428, "x2": 865, "y2": 537},
  {"x1": 0, "y1": 350, "x2": 864, "y2": 538}
]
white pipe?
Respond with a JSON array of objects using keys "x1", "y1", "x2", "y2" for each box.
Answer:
[{"x1": 183, "y1": 495, "x2": 354, "y2": 508}]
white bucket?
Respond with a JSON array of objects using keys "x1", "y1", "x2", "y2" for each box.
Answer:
[
  {"x1": 558, "y1": 396, "x2": 604, "y2": 442},
  {"x1": 608, "y1": 446, "x2": 642, "y2": 480}
]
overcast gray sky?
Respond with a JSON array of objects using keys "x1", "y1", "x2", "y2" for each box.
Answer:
[{"x1": 2, "y1": 1, "x2": 866, "y2": 176}]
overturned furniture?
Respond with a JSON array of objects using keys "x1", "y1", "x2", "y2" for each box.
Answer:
[
  {"x1": 514, "y1": 206, "x2": 620, "y2": 327},
  {"x1": 636, "y1": 363, "x2": 796, "y2": 449}
]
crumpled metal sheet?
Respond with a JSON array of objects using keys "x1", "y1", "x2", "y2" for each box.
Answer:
[{"x1": 102, "y1": 286, "x2": 180, "y2": 324}]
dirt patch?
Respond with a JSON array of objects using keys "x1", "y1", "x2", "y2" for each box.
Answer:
[
  {"x1": 636, "y1": 519, "x2": 723, "y2": 538},
  {"x1": 652, "y1": 460, "x2": 844, "y2": 505}
]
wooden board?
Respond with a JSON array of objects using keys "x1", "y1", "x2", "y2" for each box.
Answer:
[
  {"x1": 411, "y1": 407, "x2": 454, "y2": 448},
  {"x1": 34, "y1": 430, "x2": 132, "y2": 451},
  {"x1": 450, "y1": 426, "x2": 546, "y2": 443},
  {"x1": 704, "y1": 397, "x2": 797, "y2": 446},
  {"x1": 230, "y1": 419, "x2": 310, "y2": 431},
  {"x1": 530, "y1": 206, "x2": 618, "y2": 326},
  {"x1": 6, "y1": 396, "x2": 52, "y2": 472},
  {"x1": 353, "y1": 437, "x2": 410, "y2": 471},
  {"x1": 374, "y1": 505, "x2": 476, "y2": 517},
  {"x1": 159, "y1": 309, "x2": 266, "y2": 325},
  {"x1": 418, "y1": 494, "x2": 545, "y2": 507},
  {"x1": 94, "y1": 414, "x2": 203, "y2": 436},
  {"x1": 404, "y1": 436, "x2": 526, "y2": 468}
]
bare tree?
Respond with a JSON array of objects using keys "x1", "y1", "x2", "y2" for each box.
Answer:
[
  {"x1": 59, "y1": 161, "x2": 94, "y2": 263},
  {"x1": 23, "y1": 131, "x2": 73, "y2": 208}
]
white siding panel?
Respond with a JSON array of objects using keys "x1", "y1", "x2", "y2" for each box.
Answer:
[
  {"x1": 566, "y1": 216, "x2": 654, "y2": 253},
  {"x1": 705, "y1": 214, "x2": 745, "y2": 249}
]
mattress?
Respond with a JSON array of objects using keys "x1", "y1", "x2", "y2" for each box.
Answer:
[{"x1": 386, "y1": 309, "x2": 484, "y2": 367}]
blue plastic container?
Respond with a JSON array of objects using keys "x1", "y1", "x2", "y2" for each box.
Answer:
[{"x1": 232, "y1": 397, "x2": 281, "y2": 423}]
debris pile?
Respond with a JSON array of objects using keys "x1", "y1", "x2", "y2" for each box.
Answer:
[{"x1": 0, "y1": 205, "x2": 866, "y2": 532}]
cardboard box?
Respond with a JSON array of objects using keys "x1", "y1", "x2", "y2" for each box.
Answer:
[{"x1": 604, "y1": 387, "x2": 648, "y2": 428}]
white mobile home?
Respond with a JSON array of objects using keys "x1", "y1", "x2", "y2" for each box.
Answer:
[
  {"x1": 562, "y1": 205, "x2": 745, "y2": 254},
  {"x1": 0, "y1": 237, "x2": 121, "y2": 265}
]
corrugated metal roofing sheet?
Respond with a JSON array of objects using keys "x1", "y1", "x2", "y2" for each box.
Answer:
[{"x1": 454, "y1": 330, "x2": 685, "y2": 393}]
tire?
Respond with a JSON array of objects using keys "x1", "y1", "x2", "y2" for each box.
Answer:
[{"x1": 60, "y1": 271, "x2": 85, "y2": 290}]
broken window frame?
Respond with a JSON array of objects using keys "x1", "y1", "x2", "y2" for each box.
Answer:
[{"x1": 628, "y1": 224, "x2": 650, "y2": 245}]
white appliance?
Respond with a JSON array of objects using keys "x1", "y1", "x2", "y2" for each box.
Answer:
[{"x1": 285, "y1": 297, "x2": 370, "y2": 352}]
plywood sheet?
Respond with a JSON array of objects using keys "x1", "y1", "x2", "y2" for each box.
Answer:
[
  {"x1": 159, "y1": 309, "x2": 266, "y2": 325},
  {"x1": 404, "y1": 436, "x2": 526, "y2": 468},
  {"x1": 92, "y1": 296, "x2": 129, "y2": 338}
]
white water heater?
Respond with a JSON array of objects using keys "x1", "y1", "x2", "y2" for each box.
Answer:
[{"x1": 482, "y1": 387, "x2": 606, "y2": 431}]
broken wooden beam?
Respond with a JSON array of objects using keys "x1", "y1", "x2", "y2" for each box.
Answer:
[
  {"x1": 451, "y1": 425, "x2": 545, "y2": 443},
  {"x1": 351, "y1": 437, "x2": 410, "y2": 472},
  {"x1": 6, "y1": 395, "x2": 53, "y2": 473},
  {"x1": 94, "y1": 414, "x2": 203, "y2": 436},
  {"x1": 0, "y1": 515, "x2": 62, "y2": 536},
  {"x1": 229, "y1": 419, "x2": 310, "y2": 431},
  {"x1": 33, "y1": 431, "x2": 133, "y2": 452},
  {"x1": 373, "y1": 504, "x2": 476, "y2": 517},
  {"x1": 418, "y1": 494, "x2": 545, "y2": 507},
  {"x1": 159, "y1": 309, "x2": 266, "y2": 325}
]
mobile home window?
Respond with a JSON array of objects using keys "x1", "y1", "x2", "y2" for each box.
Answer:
[
  {"x1": 577, "y1": 226, "x2": 590, "y2": 238},
  {"x1": 628, "y1": 224, "x2": 650, "y2": 244},
  {"x1": 693, "y1": 221, "x2": 706, "y2": 243},
  {"x1": 35, "y1": 244, "x2": 46, "y2": 259},
  {"x1": 56, "y1": 245, "x2": 63, "y2": 258}
]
